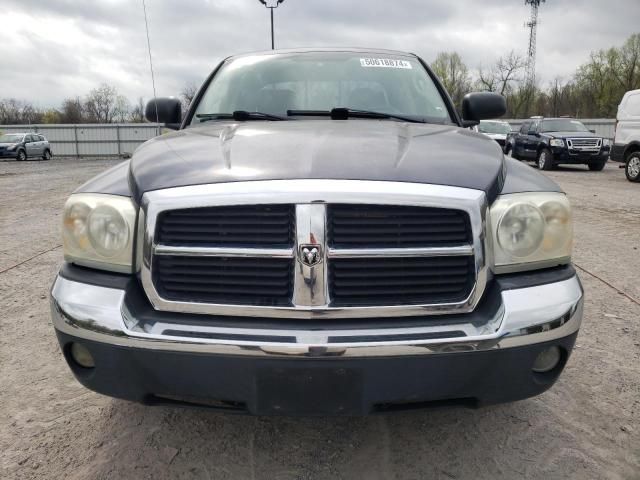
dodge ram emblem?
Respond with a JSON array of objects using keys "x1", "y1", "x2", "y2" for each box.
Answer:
[{"x1": 299, "y1": 244, "x2": 322, "y2": 266}]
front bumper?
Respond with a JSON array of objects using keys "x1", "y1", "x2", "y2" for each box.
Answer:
[
  {"x1": 551, "y1": 147, "x2": 609, "y2": 164},
  {"x1": 51, "y1": 271, "x2": 584, "y2": 415},
  {"x1": 0, "y1": 150, "x2": 17, "y2": 159}
]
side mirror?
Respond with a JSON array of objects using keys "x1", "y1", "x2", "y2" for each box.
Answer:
[
  {"x1": 528, "y1": 130, "x2": 538, "y2": 136},
  {"x1": 589, "y1": 129, "x2": 596, "y2": 134},
  {"x1": 461, "y1": 92, "x2": 507, "y2": 126},
  {"x1": 145, "y1": 97, "x2": 182, "y2": 129}
]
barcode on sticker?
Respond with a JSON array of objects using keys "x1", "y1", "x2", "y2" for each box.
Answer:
[{"x1": 360, "y1": 58, "x2": 413, "y2": 69}]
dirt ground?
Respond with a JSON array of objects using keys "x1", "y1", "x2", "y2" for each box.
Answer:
[{"x1": 0, "y1": 157, "x2": 638, "y2": 480}]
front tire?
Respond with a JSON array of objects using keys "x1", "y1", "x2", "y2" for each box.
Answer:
[
  {"x1": 588, "y1": 161, "x2": 606, "y2": 171},
  {"x1": 537, "y1": 148, "x2": 554, "y2": 170},
  {"x1": 16, "y1": 149, "x2": 27, "y2": 161},
  {"x1": 42, "y1": 149, "x2": 52, "y2": 161},
  {"x1": 626, "y1": 152, "x2": 640, "y2": 182}
]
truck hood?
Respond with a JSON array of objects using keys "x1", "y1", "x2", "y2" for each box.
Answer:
[
  {"x1": 129, "y1": 120, "x2": 505, "y2": 203},
  {"x1": 543, "y1": 131, "x2": 599, "y2": 138}
]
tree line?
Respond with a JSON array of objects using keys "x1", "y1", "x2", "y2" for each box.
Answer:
[
  {"x1": 1, "y1": 33, "x2": 638, "y2": 124},
  {"x1": 0, "y1": 83, "x2": 198, "y2": 125},
  {"x1": 431, "y1": 33, "x2": 639, "y2": 118}
]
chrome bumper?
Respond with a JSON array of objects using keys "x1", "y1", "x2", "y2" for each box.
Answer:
[{"x1": 50, "y1": 275, "x2": 583, "y2": 358}]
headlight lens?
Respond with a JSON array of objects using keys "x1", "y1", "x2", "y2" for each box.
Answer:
[
  {"x1": 63, "y1": 194, "x2": 136, "y2": 273},
  {"x1": 602, "y1": 138, "x2": 610, "y2": 147},
  {"x1": 490, "y1": 193, "x2": 572, "y2": 273},
  {"x1": 549, "y1": 138, "x2": 564, "y2": 147}
]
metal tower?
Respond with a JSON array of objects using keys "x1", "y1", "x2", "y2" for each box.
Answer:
[{"x1": 524, "y1": 0, "x2": 545, "y2": 88}]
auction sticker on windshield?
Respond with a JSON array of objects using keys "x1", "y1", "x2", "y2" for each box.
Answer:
[{"x1": 360, "y1": 58, "x2": 412, "y2": 69}]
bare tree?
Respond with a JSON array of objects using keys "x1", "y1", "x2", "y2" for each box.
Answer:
[
  {"x1": 60, "y1": 97, "x2": 84, "y2": 123},
  {"x1": 0, "y1": 99, "x2": 42, "y2": 124},
  {"x1": 180, "y1": 82, "x2": 199, "y2": 112},
  {"x1": 84, "y1": 84, "x2": 130, "y2": 123},
  {"x1": 431, "y1": 52, "x2": 471, "y2": 108},
  {"x1": 495, "y1": 51, "x2": 526, "y2": 96},
  {"x1": 129, "y1": 97, "x2": 146, "y2": 123}
]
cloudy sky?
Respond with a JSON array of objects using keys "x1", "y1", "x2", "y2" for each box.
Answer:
[{"x1": 2, "y1": 0, "x2": 638, "y2": 108}]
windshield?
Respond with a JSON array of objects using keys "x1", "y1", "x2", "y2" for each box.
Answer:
[
  {"x1": 540, "y1": 119, "x2": 590, "y2": 133},
  {"x1": 191, "y1": 52, "x2": 452, "y2": 124},
  {"x1": 478, "y1": 121, "x2": 511, "y2": 134},
  {"x1": 0, "y1": 134, "x2": 23, "y2": 143}
]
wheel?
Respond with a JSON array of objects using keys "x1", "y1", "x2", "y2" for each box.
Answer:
[
  {"x1": 42, "y1": 149, "x2": 52, "y2": 161},
  {"x1": 588, "y1": 161, "x2": 606, "y2": 171},
  {"x1": 16, "y1": 149, "x2": 26, "y2": 161},
  {"x1": 537, "y1": 148, "x2": 554, "y2": 170},
  {"x1": 626, "y1": 152, "x2": 640, "y2": 182}
]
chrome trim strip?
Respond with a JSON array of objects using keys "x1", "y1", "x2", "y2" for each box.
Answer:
[
  {"x1": 154, "y1": 245, "x2": 294, "y2": 258},
  {"x1": 327, "y1": 245, "x2": 474, "y2": 258},
  {"x1": 51, "y1": 275, "x2": 583, "y2": 357},
  {"x1": 140, "y1": 180, "x2": 489, "y2": 319},
  {"x1": 293, "y1": 204, "x2": 329, "y2": 306}
]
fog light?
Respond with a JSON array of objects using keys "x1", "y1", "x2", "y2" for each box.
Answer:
[
  {"x1": 532, "y1": 346, "x2": 561, "y2": 373},
  {"x1": 70, "y1": 342, "x2": 95, "y2": 368}
]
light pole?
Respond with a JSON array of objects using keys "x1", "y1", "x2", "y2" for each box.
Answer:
[{"x1": 258, "y1": 0, "x2": 285, "y2": 50}]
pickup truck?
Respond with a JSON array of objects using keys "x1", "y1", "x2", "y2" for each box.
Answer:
[
  {"x1": 509, "y1": 117, "x2": 610, "y2": 171},
  {"x1": 50, "y1": 48, "x2": 582, "y2": 415}
]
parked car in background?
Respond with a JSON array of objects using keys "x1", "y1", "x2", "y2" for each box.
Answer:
[
  {"x1": 510, "y1": 117, "x2": 610, "y2": 171},
  {"x1": 612, "y1": 89, "x2": 640, "y2": 182},
  {"x1": 0, "y1": 133, "x2": 52, "y2": 161},
  {"x1": 476, "y1": 120, "x2": 512, "y2": 152}
]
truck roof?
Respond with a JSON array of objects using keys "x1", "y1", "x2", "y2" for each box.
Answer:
[{"x1": 226, "y1": 47, "x2": 417, "y2": 61}]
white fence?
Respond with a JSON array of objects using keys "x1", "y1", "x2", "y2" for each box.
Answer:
[
  {"x1": 0, "y1": 123, "x2": 162, "y2": 157},
  {"x1": 0, "y1": 119, "x2": 617, "y2": 157}
]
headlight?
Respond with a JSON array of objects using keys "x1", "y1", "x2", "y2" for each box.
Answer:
[
  {"x1": 63, "y1": 194, "x2": 137, "y2": 273},
  {"x1": 602, "y1": 138, "x2": 610, "y2": 147},
  {"x1": 549, "y1": 138, "x2": 564, "y2": 147},
  {"x1": 489, "y1": 193, "x2": 572, "y2": 273}
]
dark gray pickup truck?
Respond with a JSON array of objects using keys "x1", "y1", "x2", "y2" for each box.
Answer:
[{"x1": 51, "y1": 48, "x2": 582, "y2": 415}]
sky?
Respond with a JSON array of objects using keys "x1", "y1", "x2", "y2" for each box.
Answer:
[{"x1": 1, "y1": 0, "x2": 638, "y2": 108}]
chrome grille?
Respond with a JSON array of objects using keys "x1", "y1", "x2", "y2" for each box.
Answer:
[
  {"x1": 566, "y1": 137, "x2": 601, "y2": 153},
  {"x1": 140, "y1": 180, "x2": 488, "y2": 319}
]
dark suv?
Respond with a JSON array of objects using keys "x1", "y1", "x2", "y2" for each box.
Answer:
[
  {"x1": 50, "y1": 48, "x2": 582, "y2": 415},
  {"x1": 510, "y1": 117, "x2": 610, "y2": 171}
]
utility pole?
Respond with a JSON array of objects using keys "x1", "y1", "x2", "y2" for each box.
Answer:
[
  {"x1": 523, "y1": 0, "x2": 545, "y2": 115},
  {"x1": 524, "y1": 0, "x2": 545, "y2": 89},
  {"x1": 258, "y1": 0, "x2": 285, "y2": 50}
]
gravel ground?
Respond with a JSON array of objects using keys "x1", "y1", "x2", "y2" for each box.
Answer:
[{"x1": 0, "y1": 157, "x2": 639, "y2": 480}]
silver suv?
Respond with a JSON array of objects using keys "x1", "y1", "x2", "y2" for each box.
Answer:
[{"x1": 0, "y1": 132, "x2": 53, "y2": 161}]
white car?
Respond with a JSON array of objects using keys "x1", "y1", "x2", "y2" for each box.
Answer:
[
  {"x1": 476, "y1": 120, "x2": 512, "y2": 152},
  {"x1": 612, "y1": 89, "x2": 640, "y2": 182}
]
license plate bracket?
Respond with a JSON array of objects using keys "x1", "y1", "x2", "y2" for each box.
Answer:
[{"x1": 256, "y1": 366, "x2": 363, "y2": 415}]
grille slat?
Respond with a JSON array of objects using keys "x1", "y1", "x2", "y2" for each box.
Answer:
[
  {"x1": 328, "y1": 204, "x2": 471, "y2": 248},
  {"x1": 154, "y1": 255, "x2": 293, "y2": 306},
  {"x1": 157, "y1": 204, "x2": 294, "y2": 246},
  {"x1": 329, "y1": 256, "x2": 475, "y2": 306}
]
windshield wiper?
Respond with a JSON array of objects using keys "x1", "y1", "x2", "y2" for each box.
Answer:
[
  {"x1": 287, "y1": 108, "x2": 426, "y2": 124},
  {"x1": 196, "y1": 111, "x2": 288, "y2": 122}
]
